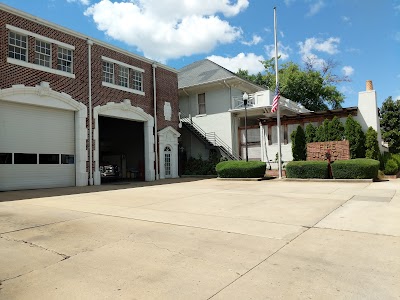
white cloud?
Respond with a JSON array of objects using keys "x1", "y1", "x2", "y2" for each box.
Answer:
[
  {"x1": 342, "y1": 66, "x2": 354, "y2": 76},
  {"x1": 67, "y1": 0, "x2": 90, "y2": 5},
  {"x1": 242, "y1": 35, "x2": 262, "y2": 46},
  {"x1": 341, "y1": 16, "x2": 351, "y2": 25},
  {"x1": 280, "y1": 31, "x2": 285, "y2": 38},
  {"x1": 306, "y1": 0, "x2": 325, "y2": 16},
  {"x1": 84, "y1": 0, "x2": 248, "y2": 62},
  {"x1": 207, "y1": 53, "x2": 265, "y2": 74},
  {"x1": 284, "y1": 0, "x2": 296, "y2": 6},
  {"x1": 265, "y1": 42, "x2": 292, "y2": 61},
  {"x1": 298, "y1": 37, "x2": 340, "y2": 68}
]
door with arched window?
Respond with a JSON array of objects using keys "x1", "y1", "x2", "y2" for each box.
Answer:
[{"x1": 164, "y1": 146, "x2": 172, "y2": 178}]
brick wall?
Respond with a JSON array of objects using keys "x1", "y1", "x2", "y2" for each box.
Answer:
[
  {"x1": 307, "y1": 141, "x2": 350, "y2": 161},
  {"x1": 0, "y1": 8, "x2": 179, "y2": 176}
]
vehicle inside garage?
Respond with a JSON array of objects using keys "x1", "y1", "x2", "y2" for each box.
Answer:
[{"x1": 98, "y1": 116, "x2": 145, "y2": 183}]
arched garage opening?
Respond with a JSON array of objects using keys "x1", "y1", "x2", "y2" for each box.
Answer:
[
  {"x1": 93, "y1": 100, "x2": 155, "y2": 185},
  {"x1": 0, "y1": 82, "x2": 87, "y2": 191}
]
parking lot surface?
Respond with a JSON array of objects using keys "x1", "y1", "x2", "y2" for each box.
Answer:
[{"x1": 1, "y1": 178, "x2": 399, "y2": 299}]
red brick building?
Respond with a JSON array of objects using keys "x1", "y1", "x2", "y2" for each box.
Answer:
[{"x1": 0, "y1": 4, "x2": 180, "y2": 191}]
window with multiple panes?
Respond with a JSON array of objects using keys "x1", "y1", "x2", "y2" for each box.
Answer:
[
  {"x1": 35, "y1": 40, "x2": 51, "y2": 67},
  {"x1": 8, "y1": 32, "x2": 27, "y2": 61},
  {"x1": 57, "y1": 47, "x2": 73, "y2": 73},
  {"x1": 103, "y1": 61, "x2": 114, "y2": 84},
  {"x1": 198, "y1": 93, "x2": 206, "y2": 115},
  {"x1": 118, "y1": 66, "x2": 129, "y2": 88},
  {"x1": 132, "y1": 70, "x2": 143, "y2": 91}
]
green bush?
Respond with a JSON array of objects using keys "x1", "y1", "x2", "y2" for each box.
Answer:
[
  {"x1": 286, "y1": 161, "x2": 329, "y2": 179},
  {"x1": 331, "y1": 159, "x2": 380, "y2": 179},
  {"x1": 291, "y1": 125, "x2": 306, "y2": 161},
  {"x1": 344, "y1": 115, "x2": 366, "y2": 158},
  {"x1": 215, "y1": 161, "x2": 266, "y2": 178},
  {"x1": 384, "y1": 159, "x2": 399, "y2": 175},
  {"x1": 365, "y1": 127, "x2": 380, "y2": 160},
  {"x1": 327, "y1": 116, "x2": 345, "y2": 141},
  {"x1": 305, "y1": 123, "x2": 316, "y2": 143},
  {"x1": 391, "y1": 153, "x2": 400, "y2": 168}
]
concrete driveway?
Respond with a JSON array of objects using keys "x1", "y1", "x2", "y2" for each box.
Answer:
[{"x1": 0, "y1": 178, "x2": 399, "y2": 299}]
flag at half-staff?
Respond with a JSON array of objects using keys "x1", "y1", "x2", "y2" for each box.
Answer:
[{"x1": 271, "y1": 84, "x2": 280, "y2": 113}]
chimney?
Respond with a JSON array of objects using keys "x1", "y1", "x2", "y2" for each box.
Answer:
[{"x1": 366, "y1": 80, "x2": 373, "y2": 91}]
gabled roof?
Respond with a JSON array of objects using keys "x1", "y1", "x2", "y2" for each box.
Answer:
[{"x1": 178, "y1": 59, "x2": 264, "y2": 92}]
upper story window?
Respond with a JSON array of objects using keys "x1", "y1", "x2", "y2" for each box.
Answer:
[
  {"x1": 8, "y1": 31, "x2": 27, "y2": 61},
  {"x1": 35, "y1": 40, "x2": 51, "y2": 68},
  {"x1": 198, "y1": 93, "x2": 206, "y2": 115},
  {"x1": 6, "y1": 24, "x2": 75, "y2": 78},
  {"x1": 57, "y1": 47, "x2": 73, "y2": 73},
  {"x1": 132, "y1": 71, "x2": 143, "y2": 92},
  {"x1": 103, "y1": 61, "x2": 114, "y2": 84},
  {"x1": 118, "y1": 66, "x2": 129, "y2": 88},
  {"x1": 101, "y1": 56, "x2": 145, "y2": 96}
]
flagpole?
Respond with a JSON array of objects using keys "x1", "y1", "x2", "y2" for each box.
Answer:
[{"x1": 274, "y1": 6, "x2": 282, "y2": 179}]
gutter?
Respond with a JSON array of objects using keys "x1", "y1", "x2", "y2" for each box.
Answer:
[
  {"x1": 152, "y1": 63, "x2": 159, "y2": 180},
  {"x1": 87, "y1": 39, "x2": 94, "y2": 185}
]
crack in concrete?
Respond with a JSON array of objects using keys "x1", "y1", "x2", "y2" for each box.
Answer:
[{"x1": 0, "y1": 235, "x2": 70, "y2": 260}]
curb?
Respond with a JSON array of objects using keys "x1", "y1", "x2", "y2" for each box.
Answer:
[
  {"x1": 216, "y1": 177, "x2": 273, "y2": 181},
  {"x1": 180, "y1": 175, "x2": 218, "y2": 179},
  {"x1": 283, "y1": 178, "x2": 373, "y2": 183}
]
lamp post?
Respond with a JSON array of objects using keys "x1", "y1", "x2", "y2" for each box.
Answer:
[{"x1": 243, "y1": 92, "x2": 249, "y2": 162}]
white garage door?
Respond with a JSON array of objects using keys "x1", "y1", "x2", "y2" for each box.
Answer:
[{"x1": 0, "y1": 101, "x2": 75, "y2": 191}]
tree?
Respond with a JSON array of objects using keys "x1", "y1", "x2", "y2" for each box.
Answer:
[
  {"x1": 305, "y1": 123, "x2": 316, "y2": 143},
  {"x1": 315, "y1": 119, "x2": 330, "y2": 142},
  {"x1": 365, "y1": 127, "x2": 380, "y2": 160},
  {"x1": 327, "y1": 116, "x2": 344, "y2": 141},
  {"x1": 291, "y1": 125, "x2": 306, "y2": 161},
  {"x1": 236, "y1": 58, "x2": 348, "y2": 111},
  {"x1": 344, "y1": 115, "x2": 365, "y2": 158},
  {"x1": 380, "y1": 96, "x2": 400, "y2": 154}
]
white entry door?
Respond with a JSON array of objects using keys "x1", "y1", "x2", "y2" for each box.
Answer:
[{"x1": 164, "y1": 146, "x2": 172, "y2": 178}]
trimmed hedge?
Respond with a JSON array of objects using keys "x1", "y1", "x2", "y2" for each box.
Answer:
[
  {"x1": 215, "y1": 161, "x2": 266, "y2": 178},
  {"x1": 331, "y1": 159, "x2": 380, "y2": 179},
  {"x1": 286, "y1": 161, "x2": 329, "y2": 179}
]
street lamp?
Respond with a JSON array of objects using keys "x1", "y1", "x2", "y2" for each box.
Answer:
[{"x1": 243, "y1": 92, "x2": 249, "y2": 162}]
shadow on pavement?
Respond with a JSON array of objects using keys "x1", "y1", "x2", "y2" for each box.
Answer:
[{"x1": 0, "y1": 178, "x2": 208, "y2": 203}]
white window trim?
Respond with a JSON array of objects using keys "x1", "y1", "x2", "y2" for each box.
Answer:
[
  {"x1": 6, "y1": 24, "x2": 75, "y2": 50},
  {"x1": 101, "y1": 56, "x2": 145, "y2": 73},
  {"x1": 35, "y1": 39, "x2": 52, "y2": 68},
  {"x1": 102, "y1": 81, "x2": 145, "y2": 96},
  {"x1": 118, "y1": 65, "x2": 129, "y2": 88},
  {"x1": 57, "y1": 46, "x2": 74, "y2": 74},
  {"x1": 8, "y1": 31, "x2": 28, "y2": 62},
  {"x1": 7, "y1": 57, "x2": 76, "y2": 79}
]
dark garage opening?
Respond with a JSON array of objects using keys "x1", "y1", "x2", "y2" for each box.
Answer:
[{"x1": 99, "y1": 116, "x2": 145, "y2": 183}]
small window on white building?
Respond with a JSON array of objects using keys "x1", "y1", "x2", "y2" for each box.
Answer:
[
  {"x1": 118, "y1": 66, "x2": 129, "y2": 88},
  {"x1": 8, "y1": 31, "x2": 27, "y2": 61},
  {"x1": 35, "y1": 40, "x2": 51, "y2": 68},
  {"x1": 57, "y1": 47, "x2": 73, "y2": 73},
  {"x1": 132, "y1": 70, "x2": 143, "y2": 91},
  {"x1": 103, "y1": 61, "x2": 114, "y2": 84},
  {"x1": 198, "y1": 93, "x2": 206, "y2": 115}
]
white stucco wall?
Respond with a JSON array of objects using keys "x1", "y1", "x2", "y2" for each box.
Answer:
[{"x1": 193, "y1": 112, "x2": 233, "y2": 148}]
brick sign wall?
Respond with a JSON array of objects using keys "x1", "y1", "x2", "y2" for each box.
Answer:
[{"x1": 307, "y1": 141, "x2": 350, "y2": 161}]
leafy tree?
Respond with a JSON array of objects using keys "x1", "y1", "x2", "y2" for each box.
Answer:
[
  {"x1": 327, "y1": 116, "x2": 344, "y2": 141},
  {"x1": 236, "y1": 58, "x2": 348, "y2": 111},
  {"x1": 380, "y1": 96, "x2": 400, "y2": 154},
  {"x1": 344, "y1": 115, "x2": 365, "y2": 158},
  {"x1": 291, "y1": 125, "x2": 306, "y2": 161},
  {"x1": 365, "y1": 127, "x2": 380, "y2": 160},
  {"x1": 305, "y1": 123, "x2": 316, "y2": 143}
]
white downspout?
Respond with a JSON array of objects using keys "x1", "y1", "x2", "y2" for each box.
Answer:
[
  {"x1": 152, "y1": 63, "x2": 159, "y2": 180},
  {"x1": 87, "y1": 39, "x2": 94, "y2": 185}
]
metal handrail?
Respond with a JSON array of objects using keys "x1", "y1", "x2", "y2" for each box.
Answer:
[{"x1": 180, "y1": 115, "x2": 241, "y2": 160}]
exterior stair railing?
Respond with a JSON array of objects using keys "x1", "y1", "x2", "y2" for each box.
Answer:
[{"x1": 180, "y1": 114, "x2": 242, "y2": 160}]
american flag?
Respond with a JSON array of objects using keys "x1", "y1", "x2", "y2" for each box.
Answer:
[{"x1": 271, "y1": 85, "x2": 280, "y2": 113}]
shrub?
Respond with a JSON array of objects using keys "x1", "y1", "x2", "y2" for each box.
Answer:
[
  {"x1": 305, "y1": 123, "x2": 316, "y2": 143},
  {"x1": 391, "y1": 153, "x2": 400, "y2": 168},
  {"x1": 315, "y1": 119, "x2": 330, "y2": 142},
  {"x1": 291, "y1": 125, "x2": 306, "y2": 161},
  {"x1": 215, "y1": 161, "x2": 266, "y2": 178},
  {"x1": 384, "y1": 159, "x2": 399, "y2": 175},
  {"x1": 331, "y1": 159, "x2": 380, "y2": 179},
  {"x1": 365, "y1": 127, "x2": 380, "y2": 160},
  {"x1": 286, "y1": 161, "x2": 329, "y2": 179},
  {"x1": 344, "y1": 115, "x2": 366, "y2": 158},
  {"x1": 183, "y1": 152, "x2": 220, "y2": 175},
  {"x1": 327, "y1": 116, "x2": 345, "y2": 141}
]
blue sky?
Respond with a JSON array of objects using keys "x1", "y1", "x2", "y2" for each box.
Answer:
[{"x1": 2, "y1": 0, "x2": 400, "y2": 107}]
